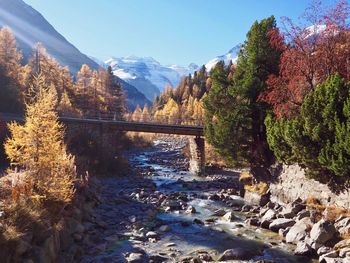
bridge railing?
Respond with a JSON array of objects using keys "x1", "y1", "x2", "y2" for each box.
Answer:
[
  {"x1": 0, "y1": 111, "x2": 204, "y2": 128},
  {"x1": 59, "y1": 110, "x2": 204, "y2": 127}
]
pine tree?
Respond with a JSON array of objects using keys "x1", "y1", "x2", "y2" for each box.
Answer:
[
  {"x1": 5, "y1": 74, "x2": 75, "y2": 203},
  {"x1": 204, "y1": 16, "x2": 281, "y2": 167}
]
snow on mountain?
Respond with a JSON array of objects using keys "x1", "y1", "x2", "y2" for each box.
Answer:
[
  {"x1": 105, "y1": 56, "x2": 199, "y2": 101},
  {"x1": 205, "y1": 44, "x2": 241, "y2": 72}
]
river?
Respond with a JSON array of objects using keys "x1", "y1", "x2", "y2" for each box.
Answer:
[{"x1": 80, "y1": 137, "x2": 317, "y2": 263}]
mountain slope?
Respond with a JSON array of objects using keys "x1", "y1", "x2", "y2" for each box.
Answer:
[
  {"x1": 0, "y1": 0, "x2": 99, "y2": 73},
  {"x1": 105, "y1": 56, "x2": 199, "y2": 100},
  {"x1": 205, "y1": 44, "x2": 241, "y2": 71},
  {"x1": 0, "y1": 0, "x2": 149, "y2": 110}
]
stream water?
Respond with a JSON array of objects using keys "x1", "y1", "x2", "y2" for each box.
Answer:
[{"x1": 126, "y1": 138, "x2": 317, "y2": 263}]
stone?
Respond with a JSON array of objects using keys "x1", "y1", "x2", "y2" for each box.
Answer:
[
  {"x1": 245, "y1": 217, "x2": 260, "y2": 226},
  {"x1": 241, "y1": 204, "x2": 252, "y2": 212},
  {"x1": 193, "y1": 218, "x2": 204, "y2": 225},
  {"x1": 127, "y1": 252, "x2": 148, "y2": 263},
  {"x1": 149, "y1": 254, "x2": 169, "y2": 263},
  {"x1": 286, "y1": 217, "x2": 312, "y2": 243},
  {"x1": 269, "y1": 218, "x2": 295, "y2": 232},
  {"x1": 260, "y1": 209, "x2": 277, "y2": 228},
  {"x1": 244, "y1": 191, "x2": 270, "y2": 206},
  {"x1": 294, "y1": 241, "x2": 313, "y2": 256},
  {"x1": 334, "y1": 238, "x2": 350, "y2": 250},
  {"x1": 310, "y1": 219, "x2": 336, "y2": 244},
  {"x1": 208, "y1": 194, "x2": 221, "y2": 201},
  {"x1": 159, "y1": 225, "x2": 171, "y2": 232},
  {"x1": 222, "y1": 211, "x2": 237, "y2": 222},
  {"x1": 211, "y1": 209, "x2": 226, "y2": 217},
  {"x1": 218, "y1": 248, "x2": 257, "y2": 261},
  {"x1": 339, "y1": 247, "x2": 350, "y2": 257},
  {"x1": 185, "y1": 206, "x2": 196, "y2": 214},
  {"x1": 334, "y1": 217, "x2": 350, "y2": 236},
  {"x1": 319, "y1": 251, "x2": 339, "y2": 263},
  {"x1": 317, "y1": 246, "x2": 333, "y2": 256},
  {"x1": 146, "y1": 231, "x2": 158, "y2": 239},
  {"x1": 197, "y1": 252, "x2": 213, "y2": 261},
  {"x1": 296, "y1": 210, "x2": 311, "y2": 221},
  {"x1": 279, "y1": 227, "x2": 289, "y2": 237}
]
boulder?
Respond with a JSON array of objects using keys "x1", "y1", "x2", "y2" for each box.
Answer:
[
  {"x1": 245, "y1": 217, "x2": 260, "y2": 226},
  {"x1": 269, "y1": 218, "x2": 295, "y2": 232},
  {"x1": 244, "y1": 191, "x2": 270, "y2": 206},
  {"x1": 310, "y1": 219, "x2": 336, "y2": 244},
  {"x1": 185, "y1": 206, "x2": 196, "y2": 214},
  {"x1": 222, "y1": 211, "x2": 237, "y2": 222},
  {"x1": 127, "y1": 253, "x2": 148, "y2": 263},
  {"x1": 317, "y1": 246, "x2": 333, "y2": 256},
  {"x1": 260, "y1": 209, "x2": 277, "y2": 228},
  {"x1": 286, "y1": 217, "x2": 312, "y2": 243},
  {"x1": 296, "y1": 210, "x2": 311, "y2": 221},
  {"x1": 211, "y1": 209, "x2": 226, "y2": 217},
  {"x1": 294, "y1": 241, "x2": 313, "y2": 256},
  {"x1": 218, "y1": 248, "x2": 257, "y2": 261},
  {"x1": 145, "y1": 231, "x2": 158, "y2": 239},
  {"x1": 334, "y1": 217, "x2": 350, "y2": 236}
]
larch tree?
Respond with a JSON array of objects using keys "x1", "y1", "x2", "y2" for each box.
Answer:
[{"x1": 5, "y1": 74, "x2": 76, "y2": 203}]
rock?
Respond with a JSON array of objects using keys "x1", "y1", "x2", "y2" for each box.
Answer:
[
  {"x1": 218, "y1": 248, "x2": 258, "y2": 261},
  {"x1": 159, "y1": 225, "x2": 171, "y2": 232},
  {"x1": 193, "y1": 218, "x2": 204, "y2": 225},
  {"x1": 269, "y1": 218, "x2": 295, "y2": 232},
  {"x1": 127, "y1": 252, "x2": 148, "y2": 263},
  {"x1": 279, "y1": 227, "x2": 289, "y2": 237},
  {"x1": 261, "y1": 209, "x2": 277, "y2": 222},
  {"x1": 286, "y1": 217, "x2": 312, "y2": 243},
  {"x1": 197, "y1": 252, "x2": 213, "y2": 261},
  {"x1": 208, "y1": 194, "x2": 221, "y2": 201},
  {"x1": 222, "y1": 211, "x2": 237, "y2": 222},
  {"x1": 260, "y1": 209, "x2": 277, "y2": 228},
  {"x1": 245, "y1": 217, "x2": 260, "y2": 226},
  {"x1": 149, "y1": 254, "x2": 169, "y2": 263},
  {"x1": 185, "y1": 206, "x2": 196, "y2": 214},
  {"x1": 339, "y1": 247, "x2": 350, "y2": 257},
  {"x1": 244, "y1": 191, "x2": 270, "y2": 206},
  {"x1": 319, "y1": 251, "x2": 339, "y2": 263},
  {"x1": 211, "y1": 209, "x2": 226, "y2": 217},
  {"x1": 335, "y1": 217, "x2": 350, "y2": 236},
  {"x1": 294, "y1": 241, "x2": 313, "y2": 256},
  {"x1": 241, "y1": 204, "x2": 252, "y2": 212},
  {"x1": 310, "y1": 219, "x2": 336, "y2": 244},
  {"x1": 296, "y1": 210, "x2": 311, "y2": 221},
  {"x1": 334, "y1": 238, "x2": 350, "y2": 250},
  {"x1": 146, "y1": 231, "x2": 158, "y2": 239},
  {"x1": 317, "y1": 246, "x2": 333, "y2": 256}
]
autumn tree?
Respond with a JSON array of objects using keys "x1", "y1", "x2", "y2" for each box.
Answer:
[
  {"x1": 5, "y1": 74, "x2": 75, "y2": 203},
  {"x1": 260, "y1": 1, "x2": 350, "y2": 118}
]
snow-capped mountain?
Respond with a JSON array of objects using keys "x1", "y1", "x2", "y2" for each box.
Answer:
[
  {"x1": 105, "y1": 56, "x2": 199, "y2": 101},
  {"x1": 205, "y1": 44, "x2": 241, "y2": 72}
]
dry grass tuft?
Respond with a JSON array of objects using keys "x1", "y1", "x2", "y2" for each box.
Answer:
[{"x1": 244, "y1": 182, "x2": 269, "y2": 195}]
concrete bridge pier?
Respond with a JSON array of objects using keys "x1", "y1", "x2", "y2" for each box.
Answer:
[{"x1": 189, "y1": 136, "x2": 205, "y2": 176}]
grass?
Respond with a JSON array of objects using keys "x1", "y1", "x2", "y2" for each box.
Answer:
[{"x1": 244, "y1": 182, "x2": 269, "y2": 195}]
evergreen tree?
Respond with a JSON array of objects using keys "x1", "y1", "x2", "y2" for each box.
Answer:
[{"x1": 204, "y1": 16, "x2": 281, "y2": 167}]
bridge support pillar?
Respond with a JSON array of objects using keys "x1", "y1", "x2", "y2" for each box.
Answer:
[{"x1": 189, "y1": 136, "x2": 205, "y2": 176}]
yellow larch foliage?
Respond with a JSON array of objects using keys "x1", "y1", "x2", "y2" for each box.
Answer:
[{"x1": 4, "y1": 74, "x2": 76, "y2": 203}]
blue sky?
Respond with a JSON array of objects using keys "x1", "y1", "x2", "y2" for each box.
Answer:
[{"x1": 24, "y1": 0, "x2": 335, "y2": 66}]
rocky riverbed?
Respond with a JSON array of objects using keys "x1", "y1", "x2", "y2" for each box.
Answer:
[{"x1": 75, "y1": 137, "x2": 349, "y2": 263}]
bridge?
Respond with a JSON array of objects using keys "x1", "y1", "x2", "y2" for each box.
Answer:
[{"x1": 0, "y1": 112, "x2": 206, "y2": 174}]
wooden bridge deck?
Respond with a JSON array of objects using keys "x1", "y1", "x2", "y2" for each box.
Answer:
[{"x1": 0, "y1": 113, "x2": 204, "y2": 137}]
